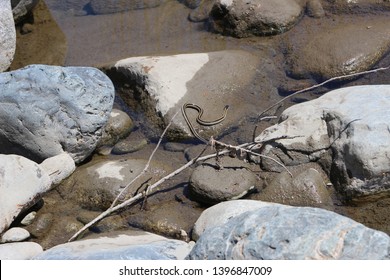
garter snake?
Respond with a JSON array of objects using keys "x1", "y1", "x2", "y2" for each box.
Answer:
[{"x1": 182, "y1": 102, "x2": 229, "y2": 143}]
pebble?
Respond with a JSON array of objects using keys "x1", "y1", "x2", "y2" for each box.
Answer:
[
  {"x1": 20, "y1": 211, "x2": 37, "y2": 226},
  {"x1": 1, "y1": 227, "x2": 30, "y2": 243}
]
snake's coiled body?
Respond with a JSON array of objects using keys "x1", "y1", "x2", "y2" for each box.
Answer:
[{"x1": 182, "y1": 103, "x2": 229, "y2": 143}]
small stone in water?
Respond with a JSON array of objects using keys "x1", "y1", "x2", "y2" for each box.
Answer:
[{"x1": 20, "y1": 211, "x2": 37, "y2": 226}]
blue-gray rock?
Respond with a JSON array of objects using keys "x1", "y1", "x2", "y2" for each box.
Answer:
[
  {"x1": 0, "y1": 0, "x2": 16, "y2": 72},
  {"x1": 11, "y1": 0, "x2": 40, "y2": 23},
  {"x1": 34, "y1": 231, "x2": 194, "y2": 260},
  {"x1": 0, "y1": 65, "x2": 115, "y2": 163},
  {"x1": 187, "y1": 202, "x2": 390, "y2": 259}
]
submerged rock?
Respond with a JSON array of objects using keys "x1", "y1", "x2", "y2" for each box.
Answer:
[
  {"x1": 89, "y1": 0, "x2": 167, "y2": 15},
  {"x1": 11, "y1": 0, "x2": 40, "y2": 23},
  {"x1": 57, "y1": 157, "x2": 170, "y2": 210},
  {"x1": 0, "y1": 65, "x2": 115, "y2": 163},
  {"x1": 187, "y1": 202, "x2": 390, "y2": 259},
  {"x1": 286, "y1": 18, "x2": 390, "y2": 80}
]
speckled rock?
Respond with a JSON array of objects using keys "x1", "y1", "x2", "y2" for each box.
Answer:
[
  {"x1": 34, "y1": 231, "x2": 194, "y2": 260},
  {"x1": 187, "y1": 202, "x2": 390, "y2": 259},
  {"x1": 189, "y1": 156, "x2": 259, "y2": 204}
]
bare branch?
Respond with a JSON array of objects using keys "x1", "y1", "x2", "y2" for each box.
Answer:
[
  {"x1": 110, "y1": 111, "x2": 179, "y2": 208},
  {"x1": 257, "y1": 65, "x2": 390, "y2": 119}
]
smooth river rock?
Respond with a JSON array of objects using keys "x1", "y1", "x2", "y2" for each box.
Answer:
[
  {"x1": 0, "y1": 0, "x2": 16, "y2": 72},
  {"x1": 189, "y1": 156, "x2": 259, "y2": 204},
  {"x1": 187, "y1": 202, "x2": 390, "y2": 259},
  {"x1": 102, "y1": 50, "x2": 266, "y2": 141},
  {"x1": 255, "y1": 85, "x2": 390, "y2": 202},
  {"x1": 0, "y1": 242, "x2": 43, "y2": 260},
  {"x1": 0, "y1": 65, "x2": 115, "y2": 163},
  {"x1": 34, "y1": 231, "x2": 194, "y2": 260},
  {"x1": 0, "y1": 154, "x2": 51, "y2": 234},
  {"x1": 1, "y1": 227, "x2": 30, "y2": 243},
  {"x1": 208, "y1": 0, "x2": 324, "y2": 38}
]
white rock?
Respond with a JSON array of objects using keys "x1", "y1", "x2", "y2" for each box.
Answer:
[
  {"x1": 1, "y1": 227, "x2": 30, "y2": 243},
  {"x1": 39, "y1": 152, "x2": 76, "y2": 185},
  {"x1": 0, "y1": 154, "x2": 51, "y2": 233},
  {"x1": 34, "y1": 231, "x2": 194, "y2": 260},
  {"x1": 0, "y1": 242, "x2": 43, "y2": 260},
  {"x1": 114, "y1": 54, "x2": 209, "y2": 116},
  {"x1": 255, "y1": 85, "x2": 390, "y2": 200},
  {"x1": 0, "y1": 0, "x2": 16, "y2": 72}
]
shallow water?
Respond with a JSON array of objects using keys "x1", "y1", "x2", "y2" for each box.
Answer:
[
  {"x1": 16, "y1": 1, "x2": 390, "y2": 247},
  {"x1": 44, "y1": 0, "x2": 262, "y2": 66}
]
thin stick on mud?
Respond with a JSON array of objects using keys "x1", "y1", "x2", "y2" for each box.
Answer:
[{"x1": 110, "y1": 111, "x2": 180, "y2": 208}]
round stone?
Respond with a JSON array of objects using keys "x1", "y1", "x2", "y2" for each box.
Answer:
[{"x1": 189, "y1": 156, "x2": 259, "y2": 204}]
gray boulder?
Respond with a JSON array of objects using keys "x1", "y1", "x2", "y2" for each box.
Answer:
[
  {"x1": 189, "y1": 157, "x2": 259, "y2": 204},
  {"x1": 11, "y1": 0, "x2": 40, "y2": 23},
  {"x1": 34, "y1": 231, "x2": 194, "y2": 260},
  {"x1": 255, "y1": 85, "x2": 390, "y2": 202},
  {"x1": 208, "y1": 0, "x2": 324, "y2": 38},
  {"x1": 0, "y1": 155, "x2": 51, "y2": 233},
  {"x1": 187, "y1": 202, "x2": 390, "y2": 259},
  {"x1": 0, "y1": 65, "x2": 115, "y2": 163},
  {"x1": 0, "y1": 0, "x2": 16, "y2": 72}
]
